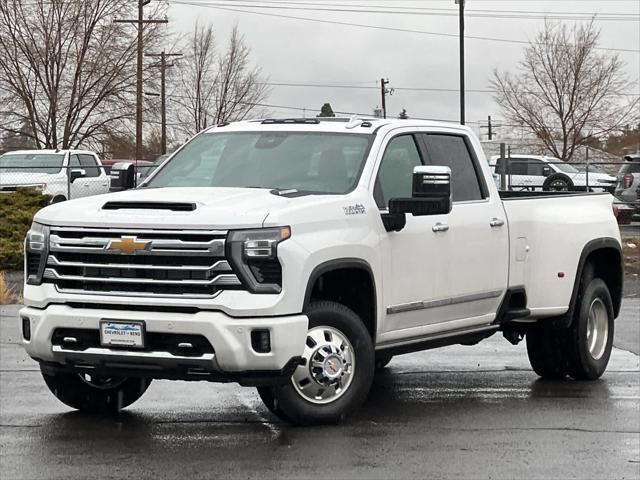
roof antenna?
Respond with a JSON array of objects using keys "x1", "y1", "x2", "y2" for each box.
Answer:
[{"x1": 345, "y1": 115, "x2": 363, "y2": 129}]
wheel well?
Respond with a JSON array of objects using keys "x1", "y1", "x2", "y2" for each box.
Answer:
[
  {"x1": 305, "y1": 266, "x2": 377, "y2": 342},
  {"x1": 582, "y1": 247, "x2": 623, "y2": 318}
]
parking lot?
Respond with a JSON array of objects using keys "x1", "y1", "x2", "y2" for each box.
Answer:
[{"x1": 1, "y1": 298, "x2": 638, "y2": 480}]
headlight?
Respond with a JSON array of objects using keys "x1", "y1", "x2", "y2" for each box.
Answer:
[
  {"x1": 25, "y1": 222, "x2": 49, "y2": 285},
  {"x1": 226, "y1": 227, "x2": 290, "y2": 293}
]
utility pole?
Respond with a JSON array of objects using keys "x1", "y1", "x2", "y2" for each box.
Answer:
[
  {"x1": 115, "y1": 0, "x2": 167, "y2": 161},
  {"x1": 380, "y1": 78, "x2": 393, "y2": 119},
  {"x1": 480, "y1": 115, "x2": 502, "y2": 140},
  {"x1": 455, "y1": 0, "x2": 465, "y2": 125},
  {"x1": 146, "y1": 51, "x2": 182, "y2": 155}
]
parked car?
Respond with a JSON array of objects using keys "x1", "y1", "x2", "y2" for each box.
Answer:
[
  {"x1": 614, "y1": 153, "x2": 640, "y2": 212},
  {"x1": 21, "y1": 118, "x2": 623, "y2": 425},
  {"x1": 0, "y1": 149, "x2": 109, "y2": 202},
  {"x1": 489, "y1": 154, "x2": 617, "y2": 192}
]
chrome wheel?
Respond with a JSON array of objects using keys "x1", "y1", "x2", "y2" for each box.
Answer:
[
  {"x1": 586, "y1": 298, "x2": 609, "y2": 360},
  {"x1": 291, "y1": 326, "x2": 355, "y2": 405},
  {"x1": 549, "y1": 180, "x2": 569, "y2": 191}
]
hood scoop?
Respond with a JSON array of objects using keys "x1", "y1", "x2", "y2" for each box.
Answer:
[{"x1": 102, "y1": 201, "x2": 197, "y2": 212}]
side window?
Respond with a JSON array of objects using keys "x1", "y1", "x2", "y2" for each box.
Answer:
[
  {"x1": 68, "y1": 154, "x2": 81, "y2": 169},
  {"x1": 508, "y1": 159, "x2": 528, "y2": 176},
  {"x1": 423, "y1": 134, "x2": 484, "y2": 202},
  {"x1": 78, "y1": 154, "x2": 100, "y2": 178},
  {"x1": 527, "y1": 159, "x2": 546, "y2": 176},
  {"x1": 374, "y1": 135, "x2": 423, "y2": 208}
]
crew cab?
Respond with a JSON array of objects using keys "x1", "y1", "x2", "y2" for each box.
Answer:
[
  {"x1": 20, "y1": 118, "x2": 623, "y2": 425},
  {"x1": 0, "y1": 149, "x2": 109, "y2": 202},
  {"x1": 489, "y1": 154, "x2": 617, "y2": 192}
]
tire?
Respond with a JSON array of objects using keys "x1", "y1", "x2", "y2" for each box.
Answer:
[
  {"x1": 375, "y1": 353, "x2": 393, "y2": 370},
  {"x1": 256, "y1": 386, "x2": 292, "y2": 422},
  {"x1": 41, "y1": 368, "x2": 151, "y2": 413},
  {"x1": 526, "y1": 323, "x2": 569, "y2": 379},
  {"x1": 50, "y1": 195, "x2": 66, "y2": 204},
  {"x1": 267, "y1": 300, "x2": 375, "y2": 425},
  {"x1": 543, "y1": 173, "x2": 574, "y2": 192},
  {"x1": 565, "y1": 278, "x2": 614, "y2": 380}
]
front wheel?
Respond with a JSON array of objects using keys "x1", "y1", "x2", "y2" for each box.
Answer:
[
  {"x1": 41, "y1": 368, "x2": 151, "y2": 413},
  {"x1": 265, "y1": 301, "x2": 374, "y2": 425}
]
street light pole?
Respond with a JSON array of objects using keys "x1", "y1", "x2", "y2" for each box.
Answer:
[{"x1": 456, "y1": 0, "x2": 465, "y2": 125}]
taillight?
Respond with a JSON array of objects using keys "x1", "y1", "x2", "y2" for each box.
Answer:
[
  {"x1": 623, "y1": 173, "x2": 633, "y2": 188},
  {"x1": 612, "y1": 204, "x2": 619, "y2": 217}
]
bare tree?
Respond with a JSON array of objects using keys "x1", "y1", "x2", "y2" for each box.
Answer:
[
  {"x1": 491, "y1": 21, "x2": 638, "y2": 161},
  {"x1": 173, "y1": 23, "x2": 270, "y2": 136},
  {"x1": 0, "y1": 0, "x2": 164, "y2": 150}
]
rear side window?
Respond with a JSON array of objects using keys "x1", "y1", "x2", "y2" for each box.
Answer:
[
  {"x1": 374, "y1": 135, "x2": 423, "y2": 208},
  {"x1": 620, "y1": 162, "x2": 640, "y2": 174},
  {"x1": 423, "y1": 134, "x2": 484, "y2": 202},
  {"x1": 78, "y1": 154, "x2": 101, "y2": 177}
]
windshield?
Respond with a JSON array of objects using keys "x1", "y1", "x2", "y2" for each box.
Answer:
[
  {"x1": 0, "y1": 153, "x2": 65, "y2": 174},
  {"x1": 553, "y1": 161, "x2": 579, "y2": 174},
  {"x1": 145, "y1": 131, "x2": 372, "y2": 194}
]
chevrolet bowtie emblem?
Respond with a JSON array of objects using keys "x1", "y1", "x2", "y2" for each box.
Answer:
[{"x1": 107, "y1": 236, "x2": 151, "y2": 254}]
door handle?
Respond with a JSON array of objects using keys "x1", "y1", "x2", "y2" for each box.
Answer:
[
  {"x1": 432, "y1": 222, "x2": 449, "y2": 233},
  {"x1": 490, "y1": 218, "x2": 505, "y2": 227}
]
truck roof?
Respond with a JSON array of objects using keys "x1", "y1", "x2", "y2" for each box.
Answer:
[
  {"x1": 203, "y1": 117, "x2": 474, "y2": 135},
  {"x1": 3, "y1": 149, "x2": 97, "y2": 155}
]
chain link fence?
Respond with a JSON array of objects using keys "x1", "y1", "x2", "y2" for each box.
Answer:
[{"x1": 0, "y1": 164, "x2": 159, "y2": 201}]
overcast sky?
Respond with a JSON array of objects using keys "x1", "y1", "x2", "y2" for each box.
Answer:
[{"x1": 164, "y1": 0, "x2": 639, "y2": 138}]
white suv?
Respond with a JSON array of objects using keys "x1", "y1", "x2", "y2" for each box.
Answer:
[
  {"x1": 0, "y1": 149, "x2": 109, "y2": 202},
  {"x1": 489, "y1": 154, "x2": 617, "y2": 192}
]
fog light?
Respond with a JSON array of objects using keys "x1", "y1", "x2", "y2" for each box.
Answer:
[
  {"x1": 21, "y1": 317, "x2": 31, "y2": 341},
  {"x1": 251, "y1": 329, "x2": 271, "y2": 353}
]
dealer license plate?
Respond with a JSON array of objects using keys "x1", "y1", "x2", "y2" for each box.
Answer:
[{"x1": 100, "y1": 321, "x2": 145, "y2": 348}]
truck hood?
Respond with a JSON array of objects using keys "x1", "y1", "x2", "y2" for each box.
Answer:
[
  {"x1": 34, "y1": 187, "x2": 302, "y2": 229},
  {"x1": 0, "y1": 171, "x2": 59, "y2": 185}
]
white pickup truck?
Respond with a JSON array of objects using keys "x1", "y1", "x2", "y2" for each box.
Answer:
[
  {"x1": 20, "y1": 118, "x2": 623, "y2": 425},
  {"x1": 0, "y1": 149, "x2": 109, "y2": 202}
]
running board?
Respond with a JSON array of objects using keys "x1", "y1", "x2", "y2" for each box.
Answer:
[{"x1": 375, "y1": 324, "x2": 500, "y2": 357}]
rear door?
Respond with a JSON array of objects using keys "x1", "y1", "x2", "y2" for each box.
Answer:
[
  {"x1": 418, "y1": 132, "x2": 509, "y2": 323},
  {"x1": 78, "y1": 154, "x2": 108, "y2": 196}
]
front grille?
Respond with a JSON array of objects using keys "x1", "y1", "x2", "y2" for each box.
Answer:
[{"x1": 43, "y1": 227, "x2": 244, "y2": 297}]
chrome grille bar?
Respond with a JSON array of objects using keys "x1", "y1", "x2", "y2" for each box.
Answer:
[
  {"x1": 46, "y1": 255, "x2": 232, "y2": 272},
  {"x1": 43, "y1": 268, "x2": 241, "y2": 286}
]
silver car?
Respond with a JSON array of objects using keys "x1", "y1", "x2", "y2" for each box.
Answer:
[{"x1": 615, "y1": 154, "x2": 640, "y2": 212}]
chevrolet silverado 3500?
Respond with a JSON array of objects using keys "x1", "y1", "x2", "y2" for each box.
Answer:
[{"x1": 20, "y1": 118, "x2": 623, "y2": 425}]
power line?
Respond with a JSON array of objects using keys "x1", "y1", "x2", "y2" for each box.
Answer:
[
  {"x1": 169, "y1": 1, "x2": 640, "y2": 53},
  {"x1": 174, "y1": 0, "x2": 640, "y2": 21}
]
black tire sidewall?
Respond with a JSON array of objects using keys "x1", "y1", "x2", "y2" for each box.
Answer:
[
  {"x1": 272, "y1": 300, "x2": 375, "y2": 425},
  {"x1": 41, "y1": 369, "x2": 151, "y2": 413},
  {"x1": 543, "y1": 173, "x2": 573, "y2": 191},
  {"x1": 568, "y1": 278, "x2": 614, "y2": 380}
]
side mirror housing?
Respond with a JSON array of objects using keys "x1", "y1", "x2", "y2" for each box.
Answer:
[
  {"x1": 382, "y1": 166, "x2": 452, "y2": 232},
  {"x1": 109, "y1": 162, "x2": 136, "y2": 191},
  {"x1": 69, "y1": 169, "x2": 86, "y2": 182},
  {"x1": 542, "y1": 166, "x2": 552, "y2": 177}
]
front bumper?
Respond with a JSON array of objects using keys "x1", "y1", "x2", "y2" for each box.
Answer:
[{"x1": 20, "y1": 304, "x2": 308, "y2": 385}]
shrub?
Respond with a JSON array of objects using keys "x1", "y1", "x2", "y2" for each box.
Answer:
[{"x1": 0, "y1": 188, "x2": 51, "y2": 270}]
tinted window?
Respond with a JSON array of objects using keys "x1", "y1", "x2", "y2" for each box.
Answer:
[
  {"x1": 620, "y1": 162, "x2": 640, "y2": 174},
  {"x1": 375, "y1": 135, "x2": 422, "y2": 208},
  {"x1": 78, "y1": 154, "x2": 100, "y2": 177},
  {"x1": 424, "y1": 134, "x2": 484, "y2": 202},
  {"x1": 0, "y1": 153, "x2": 64, "y2": 174},
  {"x1": 68, "y1": 154, "x2": 81, "y2": 169},
  {"x1": 526, "y1": 159, "x2": 546, "y2": 176},
  {"x1": 508, "y1": 159, "x2": 529, "y2": 176}
]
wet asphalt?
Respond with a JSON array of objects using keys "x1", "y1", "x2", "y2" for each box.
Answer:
[{"x1": 1, "y1": 301, "x2": 638, "y2": 480}]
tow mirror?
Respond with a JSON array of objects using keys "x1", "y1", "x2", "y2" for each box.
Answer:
[
  {"x1": 382, "y1": 166, "x2": 452, "y2": 232},
  {"x1": 69, "y1": 169, "x2": 86, "y2": 182},
  {"x1": 542, "y1": 166, "x2": 552, "y2": 177},
  {"x1": 109, "y1": 162, "x2": 136, "y2": 192}
]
